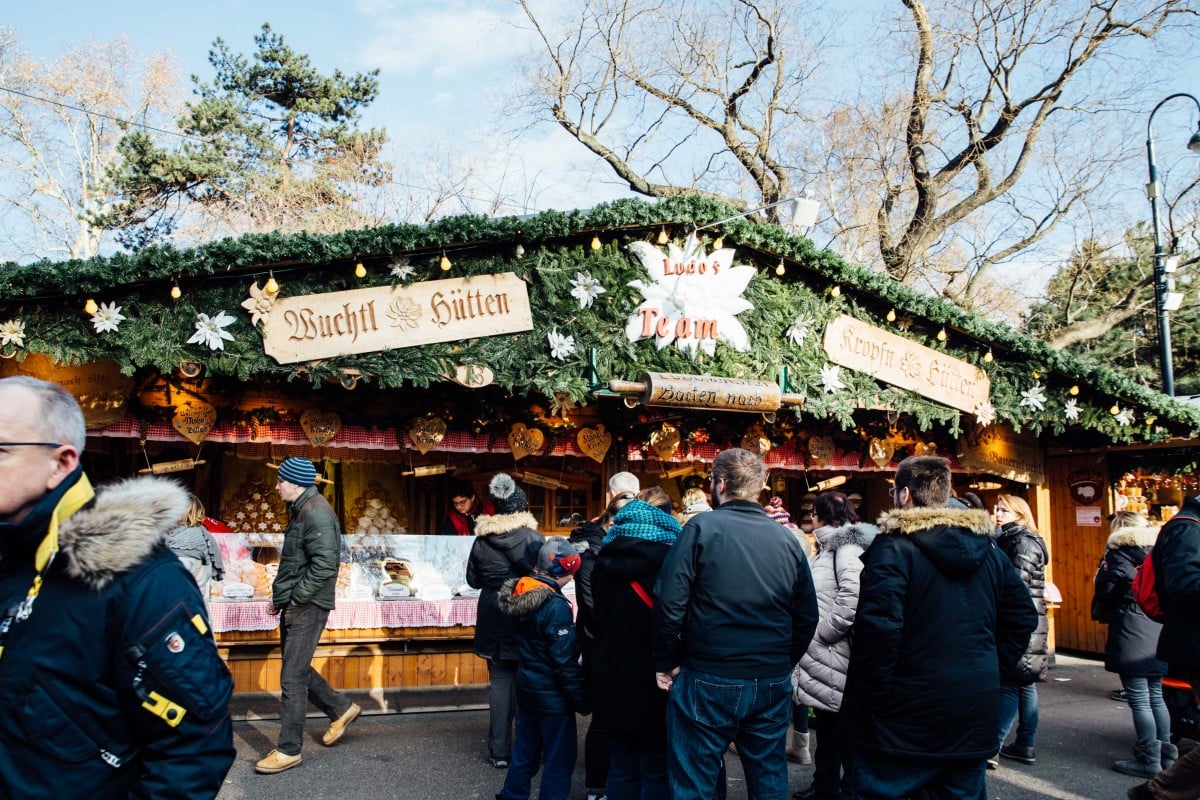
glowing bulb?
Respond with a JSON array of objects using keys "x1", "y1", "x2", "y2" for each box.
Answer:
[
  {"x1": 775, "y1": 260, "x2": 785, "y2": 276},
  {"x1": 84, "y1": 298, "x2": 99, "y2": 315},
  {"x1": 1110, "y1": 404, "x2": 1120, "y2": 415},
  {"x1": 937, "y1": 327, "x2": 947, "y2": 341},
  {"x1": 354, "y1": 261, "x2": 367, "y2": 278},
  {"x1": 591, "y1": 236, "x2": 602, "y2": 251},
  {"x1": 983, "y1": 348, "x2": 994, "y2": 363},
  {"x1": 1031, "y1": 370, "x2": 1039, "y2": 379},
  {"x1": 712, "y1": 236, "x2": 724, "y2": 249},
  {"x1": 886, "y1": 309, "x2": 896, "y2": 322},
  {"x1": 440, "y1": 253, "x2": 452, "y2": 271},
  {"x1": 1146, "y1": 415, "x2": 1157, "y2": 426},
  {"x1": 657, "y1": 228, "x2": 669, "y2": 244},
  {"x1": 830, "y1": 285, "x2": 841, "y2": 298},
  {"x1": 1069, "y1": 385, "x2": 1079, "y2": 396},
  {"x1": 514, "y1": 244, "x2": 525, "y2": 258},
  {"x1": 265, "y1": 273, "x2": 279, "y2": 294},
  {"x1": 170, "y1": 283, "x2": 181, "y2": 300}
]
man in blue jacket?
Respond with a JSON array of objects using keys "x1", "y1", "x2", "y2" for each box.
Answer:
[
  {"x1": 839, "y1": 455, "x2": 1036, "y2": 800},
  {"x1": 0, "y1": 376, "x2": 234, "y2": 799},
  {"x1": 653, "y1": 447, "x2": 818, "y2": 800}
]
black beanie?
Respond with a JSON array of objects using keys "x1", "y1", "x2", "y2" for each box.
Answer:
[{"x1": 489, "y1": 473, "x2": 528, "y2": 515}]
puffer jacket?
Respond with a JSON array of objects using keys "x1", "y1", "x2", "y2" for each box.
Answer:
[
  {"x1": 996, "y1": 521, "x2": 1049, "y2": 684},
  {"x1": 793, "y1": 521, "x2": 878, "y2": 712},
  {"x1": 272, "y1": 485, "x2": 341, "y2": 611},
  {"x1": 1155, "y1": 497, "x2": 1200, "y2": 671},
  {"x1": 1093, "y1": 524, "x2": 1167, "y2": 677},
  {"x1": 497, "y1": 574, "x2": 589, "y2": 716},
  {"x1": 839, "y1": 506, "x2": 1036, "y2": 762},
  {"x1": 466, "y1": 512, "x2": 543, "y2": 661},
  {"x1": 0, "y1": 470, "x2": 234, "y2": 799}
]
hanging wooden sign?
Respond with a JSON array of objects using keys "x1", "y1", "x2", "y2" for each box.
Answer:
[
  {"x1": 808, "y1": 435, "x2": 834, "y2": 467},
  {"x1": 172, "y1": 400, "x2": 217, "y2": 445},
  {"x1": 649, "y1": 422, "x2": 681, "y2": 462},
  {"x1": 740, "y1": 425, "x2": 772, "y2": 456},
  {"x1": 139, "y1": 458, "x2": 207, "y2": 475},
  {"x1": 507, "y1": 423, "x2": 545, "y2": 461},
  {"x1": 408, "y1": 416, "x2": 447, "y2": 455},
  {"x1": 0, "y1": 354, "x2": 134, "y2": 430},
  {"x1": 868, "y1": 437, "x2": 894, "y2": 468},
  {"x1": 957, "y1": 422, "x2": 1045, "y2": 485},
  {"x1": 608, "y1": 371, "x2": 803, "y2": 413},
  {"x1": 576, "y1": 425, "x2": 612, "y2": 463},
  {"x1": 299, "y1": 408, "x2": 342, "y2": 446}
]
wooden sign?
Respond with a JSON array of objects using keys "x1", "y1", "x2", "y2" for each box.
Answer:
[
  {"x1": 808, "y1": 435, "x2": 834, "y2": 467},
  {"x1": 507, "y1": 423, "x2": 544, "y2": 461},
  {"x1": 172, "y1": 400, "x2": 217, "y2": 444},
  {"x1": 0, "y1": 354, "x2": 134, "y2": 430},
  {"x1": 868, "y1": 437, "x2": 894, "y2": 468},
  {"x1": 300, "y1": 409, "x2": 341, "y2": 446},
  {"x1": 577, "y1": 425, "x2": 612, "y2": 463},
  {"x1": 957, "y1": 422, "x2": 1045, "y2": 485},
  {"x1": 139, "y1": 458, "x2": 207, "y2": 475},
  {"x1": 408, "y1": 416, "x2": 447, "y2": 455},
  {"x1": 823, "y1": 315, "x2": 990, "y2": 414},
  {"x1": 449, "y1": 364, "x2": 494, "y2": 388},
  {"x1": 649, "y1": 422, "x2": 681, "y2": 462},
  {"x1": 261, "y1": 273, "x2": 533, "y2": 364},
  {"x1": 608, "y1": 371, "x2": 803, "y2": 413}
]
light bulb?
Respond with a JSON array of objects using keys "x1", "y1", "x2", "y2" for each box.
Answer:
[
  {"x1": 657, "y1": 228, "x2": 669, "y2": 244},
  {"x1": 1146, "y1": 415, "x2": 1157, "y2": 426},
  {"x1": 265, "y1": 273, "x2": 280, "y2": 294},
  {"x1": 775, "y1": 260, "x2": 785, "y2": 276},
  {"x1": 886, "y1": 309, "x2": 896, "y2": 322},
  {"x1": 591, "y1": 236, "x2": 602, "y2": 251},
  {"x1": 1031, "y1": 370, "x2": 1039, "y2": 379},
  {"x1": 830, "y1": 285, "x2": 841, "y2": 298},
  {"x1": 1069, "y1": 385, "x2": 1079, "y2": 396},
  {"x1": 170, "y1": 283, "x2": 181, "y2": 300},
  {"x1": 1110, "y1": 404, "x2": 1120, "y2": 415},
  {"x1": 937, "y1": 327, "x2": 947, "y2": 341},
  {"x1": 354, "y1": 261, "x2": 367, "y2": 278},
  {"x1": 84, "y1": 298, "x2": 99, "y2": 315},
  {"x1": 514, "y1": 244, "x2": 525, "y2": 258},
  {"x1": 712, "y1": 236, "x2": 724, "y2": 249},
  {"x1": 440, "y1": 253, "x2": 452, "y2": 271},
  {"x1": 983, "y1": 348, "x2": 994, "y2": 363}
]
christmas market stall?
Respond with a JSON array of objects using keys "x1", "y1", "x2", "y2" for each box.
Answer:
[{"x1": 1, "y1": 196, "x2": 1196, "y2": 703}]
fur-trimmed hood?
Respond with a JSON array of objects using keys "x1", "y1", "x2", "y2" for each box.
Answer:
[
  {"x1": 475, "y1": 511, "x2": 540, "y2": 537},
  {"x1": 58, "y1": 476, "x2": 189, "y2": 590},
  {"x1": 875, "y1": 506, "x2": 998, "y2": 579},
  {"x1": 1106, "y1": 524, "x2": 1160, "y2": 550},
  {"x1": 876, "y1": 507, "x2": 995, "y2": 536},
  {"x1": 814, "y1": 521, "x2": 879, "y2": 552},
  {"x1": 497, "y1": 574, "x2": 560, "y2": 619}
]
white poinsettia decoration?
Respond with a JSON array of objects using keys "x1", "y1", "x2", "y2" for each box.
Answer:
[
  {"x1": 569, "y1": 271, "x2": 606, "y2": 309},
  {"x1": 1019, "y1": 382, "x2": 1047, "y2": 412},
  {"x1": 390, "y1": 259, "x2": 415, "y2": 281},
  {"x1": 241, "y1": 281, "x2": 276, "y2": 327},
  {"x1": 1063, "y1": 398, "x2": 1081, "y2": 421},
  {"x1": 820, "y1": 363, "x2": 846, "y2": 394},
  {"x1": 90, "y1": 302, "x2": 125, "y2": 334},
  {"x1": 786, "y1": 316, "x2": 813, "y2": 347},
  {"x1": 188, "y1": 311, "x2": 236, "y2": 351},
  {"x1": 1116, "y1": 407, "x2": 1135, "y2": 427},
  {"x1": 625, "y1": 232, "x2": 754, "y2": 356},
  {"x1": 0, "y1": 319, "x2": 25, "y2": 349},
  {"x1": 974, "y1": 400, "x2": 997, "y2": 426},
  {"x1": 547, "y1": 329, "x2": 576, "y2": 361}
]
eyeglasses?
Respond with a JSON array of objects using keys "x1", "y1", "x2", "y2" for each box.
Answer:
[{"x1": 0, "y1": 442, "x2": 63, "y2": 448}]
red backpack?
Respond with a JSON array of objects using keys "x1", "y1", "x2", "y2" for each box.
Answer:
[{"x1": 1133, "y1": 513, "x2": 1200, "y2": 622}]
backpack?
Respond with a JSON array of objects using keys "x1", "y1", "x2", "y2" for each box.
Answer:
[{"x1": 1133, "y1": 513, "x2": 1200, "y2": 622}]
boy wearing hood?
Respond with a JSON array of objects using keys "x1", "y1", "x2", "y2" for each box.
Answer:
[
  {"x1": 839, "y1": 456, "x2": 1036, "y2": 800},
  {"x1": 496, "y1": 536, "x2": 589, "y2": 800}
]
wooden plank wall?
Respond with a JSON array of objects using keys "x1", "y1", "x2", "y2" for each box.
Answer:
[{"x1": 1046, "y1": 453, "x2": 1111, "y2": 655}]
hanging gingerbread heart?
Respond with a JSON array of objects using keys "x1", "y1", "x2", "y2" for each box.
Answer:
[
  {"x1": 808, "y1": 435, "x2": 834, "y2": 467},
  {"x1": 300, "y1": 408, "x2": 342, "y2": 447},
  {"x1": 508, "y1": 423, "x2": 545, "y2": 461},
  {"x1": 740, "y1": 426, "x2": 772, "y2": 456},
  {"x1": 408, "y1": 416, "x2": 447, "y2": 455},
  {"x1": 172, "y1": 400, "x2": 216, "y2": 445},
  {"x1": 649, "y1": 422, "x2": 681, "y2": 463},
  {"x1": 577, "y1": 425, "x2": 612, "y2": 464},
  {"x1": 915, "y1": 441, "x2": 938, "y2": 456},
  {"x1": 868, "y1": 437, "x2": 894, "y2": 469}
]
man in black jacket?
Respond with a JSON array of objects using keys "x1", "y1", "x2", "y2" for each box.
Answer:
[
  {"x1": 839, "y1": 455, "x2": 1036, "y2": 800},
  {"x1": 653, "y1": 447, "x2": 818, "y2": 800}
]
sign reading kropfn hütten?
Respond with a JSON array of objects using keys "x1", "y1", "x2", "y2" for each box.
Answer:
[
  {"x1": 822, "y1": 315, "x2": 990, "y2": 414},
  {"x1": 262, "y1": 273, "x2": 534, "y2": 364}
]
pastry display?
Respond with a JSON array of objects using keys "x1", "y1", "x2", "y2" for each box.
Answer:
[
  {"x1": 221, "y1": 478, "x2": 289, "y2": 533},
  {"x1": 344, "y1": 481, "x2": 408, "y2": 534}
]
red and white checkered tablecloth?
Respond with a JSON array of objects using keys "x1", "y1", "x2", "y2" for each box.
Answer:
[{"x1": 209, "y1": 597, "x2": 478, "y2": 632}]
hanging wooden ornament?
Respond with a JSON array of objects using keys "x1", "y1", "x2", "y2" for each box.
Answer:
[
  {"x1": 508, "y1": 423, "x2": 545, "y2": 461},
  {"x1": 649, "y1": 422, "x2": 681, "y2": 463},
  {"x1": 577, "y1": 424, "x2": 612, "y2": 464},
  {"x1": 300, "y1": 408, "x2": 342, "y2": 447},
  {"x1": 868, "y1": 437, "x2": 894, "y2": 468},
  {"x1": 808, "y1": 435, "x2": 834, "y2": 467},
  {"x1": 171, "y1": 399, "x2": 217, "y2": 445},
  {"x1": 914, "y1": 441, "x2": 938, "y2": 456},
  {"x1": 408, "y1": 416, "x2": 447, "y2": 455},
  {"x1": 740, "y1": 425, "x2": 772, "y2": 456}
]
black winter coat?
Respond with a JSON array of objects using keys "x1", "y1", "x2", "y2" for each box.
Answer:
[
  {"x1": 591, "y1": 535, "x2": 672, "y2": 741},
  {"x1": 0, "y1": 471, "x2": 234, "y2": 799},
  {"x1": 839, "y1": 506, "x2": 1037, "y2": 762},
  {"x1": 1093, "y1": 525, "x2": 1166, "y2": 677},
  {"x1": 568, "y1": 519, "x2": 605, "y2": 642},
  {"x1": 1153, "y1": 497, "x2": 1200, "y2": 672},
  {"x1": 497, "y1": 574, "x2": 589, "y2": 716},
  {"x1": 995, "y1": 522, "x2": 1049, "y2": 684},
  {"x1": 272, "y1": 486, "x2": 341, "y2": 611},
  {"x1": 466, "y1": 512, "x2": 543, "y2": 661}
]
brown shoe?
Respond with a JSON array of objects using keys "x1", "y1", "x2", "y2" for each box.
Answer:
[
  {"x1": 255, "y1": 749, "x2": 302, "y2": 774},
  {"x1": 322, "y1": 702, "x2": 362, "y2": 746}
]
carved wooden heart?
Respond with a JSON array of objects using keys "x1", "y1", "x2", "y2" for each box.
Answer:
[
  {"x1": 408, "y1": 416, "x2": 447, "y2": 455},
  {"x1": 508, "y1": 423, "x2": 545, "y2": 461},
  {"x1": 915, "y1": 441, "x2": 938, "y2": 456},
  {"x1": 740, "y1": 427, "x2": 772, "y2": 456},
  {"x1": 808, "y1": 435, "x2": 835, "y2": 467},
  {"x1": 649, "y1": 422, "x2": 681, "y2": 463},
  {"x1": 868, "y1": 437, "x2": 895, "y2": 469},
  {"x1": 577, "y1": 425, "x2": 612, "y2": 464},
  {"x1": 300, "y1": 408, "x2": 342, "y2": 447},
  {"x1": 172, "y1": 400, "x2": 216, "y2": 445}
]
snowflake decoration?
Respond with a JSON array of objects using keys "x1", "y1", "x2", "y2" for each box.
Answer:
[
  {"x1": 1019, "y1": 382, "x2": 1047, "y2": 412},
  {"x1": 547, "y1": 329, "x2": 576, "y2": 361},
  {"x1": 386, "y1": 297, "x2": 422, "y2": 329},
  {"x1": 820, "y1": 363, "x2": 846, "y2": 394},
  {"x1": 90, "y1": 302, "x2": 126, "y2": 334},
  {"x1": 1063, "y1": 398, "x2": 1081, "y2": 421},
  {"x1": 390, "y1": 259, "x2": 415, "y2": 281},
  {"x1": 187, "y1": 311, "x2": 236, "y2": 351},
  {"x1": 241, "y1": 281, "x2": 276, "y2": 328},
  {"x1": 786, "y1": 316, "x2": 812, "y2": 347},
  {"x1": 0, "y1": 319, "x2": 25, "y2": 349},
  {"x1": 974, "y1": 400, "x2": 997, "y2": 427},
  {"x1": 1116, "y1": 407, "x2": 1135, "y2": 427},
  {"x1": 569, "y1": 271, "x2": 606, "y2": 309}
]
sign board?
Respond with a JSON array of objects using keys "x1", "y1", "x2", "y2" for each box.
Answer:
[
  {"x1": 822, "y1": 315, "x2": 990, "y2": 414},
  {"x1": 262, "y1": 273, "x2": 533, "y2": 364},
  {"x1": 957, "y1": 422, "x2": 1046, "y2": 485},
  {"x1": 623, "y1": 371, "x2": 783, "y2": 413},
  {"x1": 0, "y1": 353, "x2": 134, "y2": 430}
]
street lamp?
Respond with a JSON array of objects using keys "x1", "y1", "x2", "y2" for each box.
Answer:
[{"x1": 1145, "y1": 92, "x2": 1200, "y2": 397}]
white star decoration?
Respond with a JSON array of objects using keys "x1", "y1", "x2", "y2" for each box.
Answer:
[
  {"x1": 547, "y1": 329, "x2": 576, "y2": 361},
  {"x1": 1064, "y1": 398, "x2": 1081, "y2": 421},
  {"x1": 0, "y1": 319, "x2": 25, "y2": 348},
  {"x1": 1020, "y1": 382, "x2": 1047, "y2": 412},
  {"x1": 569, "y1": 271, "x2": 606, "y2": 309},
  {"x1": 820, "y1": 363, "x2": 846, "y2": 394},
  {"x1": 390, "y1": 259, "x2": 415, "y2": 281},
  {"x1": 90, "y1": 302, "x2": 125, "y2": 334},
  {"x1": 786, "y1": 316, "x2": 812, "y2": 347},
  {"x1": 188, "y1": 311, "x2": 236, "y2": 351},
  {"x1": 974, "y1": 400, "x2": 997, "y2": 426},
  {"x1": 1116, "y1": 407, "x2": 1135, "y2": 427}
]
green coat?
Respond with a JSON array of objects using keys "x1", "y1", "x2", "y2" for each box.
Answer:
[{"x1": 272, "y1": 486, "x2": 341, "y2": 611}]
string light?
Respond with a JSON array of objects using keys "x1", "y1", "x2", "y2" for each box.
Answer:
[
  {"x1": 590, "y1": 236, "x2": 602, "y2": 251},
  {"x1": 1031, "y1": 370, "x2": 1040, "y2": 379},
  {"x1": 440, "y1": 252, "x2": 452, "y2": 271},
  {"x1": 1146, "y1": 415, "x2": 1157, "y2": 426},
  {"x1": 983, "y1": 348, "x2": 993, "y2": 363},
  {"x1": 170, "y1": 281, "x2": 181, "y2": 300},
  {"x1": 354, "y1": 261, "x2": 367, "y2": 278},
  {"x1": 937, "y1": 327, "x2": 947, "y2": 342},
  {"x1": 775, "y1": 259, "x2": 785, "y2": 276},
  {"x1": 514, "y1": 244, "x2": 525, "y2": 258},
  {"x1": 886, "y1": 309, "x2": 896, "y2": 322},
  {"x1": 657, "y1": 228, "x2": 669, "y2": 244},
  {"x1": 829, "y1": 285, "x2": 841, "y2": 298},
  {"x1": 712, "y1": 236, "x2": 724, "y2": 249},
  {"x1": 265, "y1": 271, "x2": 279, "y2": 295},
  {"x1": 1110, "y1": 404, "x2": 1120, "y2": 415},
  {"x1": 1069, "y1": 385, "x2": 1079, "y2": 396},
  {"x1": 84, "y1": 298, "x2": 99, "y2": 315}
]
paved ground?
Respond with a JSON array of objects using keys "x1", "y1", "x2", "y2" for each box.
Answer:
[{"x1": 217, "y1": 655, "x2": 1185, "y2": 799}]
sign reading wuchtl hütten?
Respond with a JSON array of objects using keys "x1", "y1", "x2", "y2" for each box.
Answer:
[{"x1": 262, "y1": 273, "x2": 534, "y2": 364}]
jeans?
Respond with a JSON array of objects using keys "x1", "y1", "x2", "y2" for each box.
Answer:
[
  {"x1": 606, "y1": 733, "x2": 668, "y2": 800},
  {"x1": 997, "y1": 682, "x2": 1038, "y2": 749},
  {"x1": 278, "y1": 603, "x2": 351, "y2": 755},
  {"x1": 812, "y1": 709, "x2": 851, "y2": 799},
  {"x1": 850, "y1": 751, "x2": 986, "y2": 800},
  {"x1": 487, "y1": 658, "x2": 518, "y2": 760},
  {"x1": 1138, "y1": 670, "x2": 1200, "y2": 800},
  {"x1": 1121, "y1": 675, "x2": 1171, "y2": 748},
  {"x1": 497, "y1": 709, "x2": 577, "y2": 800},
  {"x1": 665, "y1": 667, "x2": 791, "y2": 800}
]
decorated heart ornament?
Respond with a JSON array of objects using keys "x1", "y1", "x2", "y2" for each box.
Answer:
[
  {"x1": 868, "y1": 437, "x2": 894, "y2": 469},
  {"x1": 300, "y1": 408, "x2": 342, "y2": 447},
  {"x1": 808, "y1": 435, "x2": 835, "y2": 467},
  {"x1": 649, "y1": 422, "x2": 681, "y2": 463},
  {"x1": 915, "y1": 441, "x2": 938, "y2": 456},
  {"x1": 172, "y1": 400, "x2": 217, "y2": 445},
  {"x1": 577, "y1": 425, "x2": 612, "y2": 463},
  {"x1": 408, "y1": 416, "x2": 447, "y2": 455},
  {"x1": 508, "y1": 423, "x2": 545, "y2": 461},
  {"x1": 740, "y1": 426, "x2": 772, "y2": 456}
]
